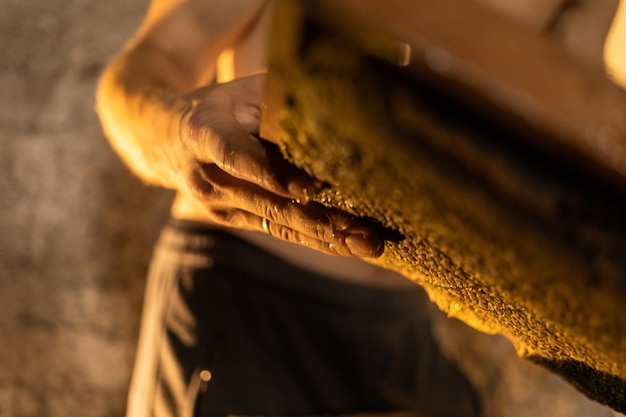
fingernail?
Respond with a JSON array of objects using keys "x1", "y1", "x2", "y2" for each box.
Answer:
[{"x1": 345, "y1": 234, "x2": 383, "y2": 258}]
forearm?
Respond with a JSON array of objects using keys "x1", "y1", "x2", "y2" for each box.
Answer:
[
  {"x1": 95, "y1": 0, "x2": 267, "y2": 188},
  {"x1": 96, "y1": 42, "x2": 197, "y2": 188}
]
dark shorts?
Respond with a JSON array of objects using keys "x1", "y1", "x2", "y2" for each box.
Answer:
[{"x1": 126, "y1": 219, "x2": 480, "y2": 417}]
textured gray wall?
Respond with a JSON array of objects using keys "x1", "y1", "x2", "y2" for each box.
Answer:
[{"x1": 0, "y1": 0, "x2": 173, "y2": 415}]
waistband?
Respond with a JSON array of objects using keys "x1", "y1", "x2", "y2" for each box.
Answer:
[{"x1": 154, "y1": 218, "x2": 431, "y2": 320}]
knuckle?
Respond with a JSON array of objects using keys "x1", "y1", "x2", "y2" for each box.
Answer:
[
  {"x1": 186, "y1": 166, "x2": 220, "y2": 201},
  {"x1": 271, "y1": 203, "x2": 332, "y2": 242},
  {"x1": 260, "y1": 201, "x2": 283, "y2": 224},
  {"x1": 305, "y1": 214, "x2": 330, "y2": 241},
  {"x1": 180, "y1": 102, "x2": 221, "y2": 157},
  {"x1": 180, "y1": 105, "x2": 204, "y2": 147},
  {"x1": 282, "y1": 228, "x2": 337, "y2": 255},
  {"x1": 272, "y1": 224, "x2": 296, "y2": 243},
  {"x1": 312, "y1": 220, "x2": 329, "y2": 240},
  {"x1": 213, "y1": 137, "x2": 236, "y2": 172},
  {"x1": 208, "y1": 208, "x2": 236, "y2": 226}
]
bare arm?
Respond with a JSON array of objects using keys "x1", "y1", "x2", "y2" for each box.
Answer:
[
  {"x1": 96, "y1": 0, "x2": 267, "y2": 186},
  {"x1": 95, "y1": 0, "x2": 384, "y2": 257}
]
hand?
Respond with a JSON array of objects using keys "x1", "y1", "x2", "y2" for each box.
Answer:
[{"x1": 175, "y1": 74, "x2": 383, "y2": 257}]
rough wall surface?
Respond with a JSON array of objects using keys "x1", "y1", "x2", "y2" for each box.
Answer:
[{"x1": 0, "y1": 0, "x2": 174, "y2": 416}]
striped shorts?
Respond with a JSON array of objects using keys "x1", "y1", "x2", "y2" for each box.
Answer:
[{"x1": 125, "y1": 219, "x2": 480, "y2": 417}]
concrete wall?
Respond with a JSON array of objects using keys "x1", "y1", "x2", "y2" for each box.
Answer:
[{"x1": 0, "y1": 0, "x2": 174, "y2": 415}]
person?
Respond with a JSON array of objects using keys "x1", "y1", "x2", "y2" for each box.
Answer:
[
  {"x1": 95, "y1": 0, "x2": 622, "y2": 416},
  {"x1": 96, "y1": 1, "x2": 484, "y2": 416}
]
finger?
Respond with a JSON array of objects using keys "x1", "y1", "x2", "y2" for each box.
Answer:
[
  {"x1": 181, "y1": 88, "x2": 320, "y2": 202},
  {"x1": 195, "y1": 164, "x2": 383, "y2": 257},
  {"x1": 213, "y1": 208, "x2": 381, "y2": 257},
  {"x1": 211, "y1": 208, "x2": 344, "y2": 256},
  {"x1": 231, "y1": 74, "x2": 266, "y2": 134},
  {"x1": 213, "y1": 118, "x2": 321, "y2": 201}
]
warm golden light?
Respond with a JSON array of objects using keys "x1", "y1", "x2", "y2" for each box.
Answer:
[
  {"x1": 216, "y1": 49, "x2": 236, "y2": 83},
  {"x1": 605, "y1": 0, "x2": 626, "y2": 87},
  {"x1": 199, "y1": 369, "x2": 213, "y2": 382}
]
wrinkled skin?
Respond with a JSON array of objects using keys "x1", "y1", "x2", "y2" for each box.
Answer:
[{"x1": 174, "y1": 74, "x2": 383, "y2": 257}]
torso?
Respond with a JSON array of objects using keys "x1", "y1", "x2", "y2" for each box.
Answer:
[{"x1": 170, "y1": 1, "x2": 415, "y2": 288}]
